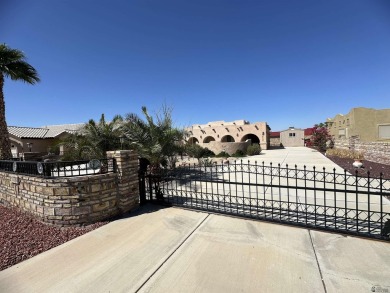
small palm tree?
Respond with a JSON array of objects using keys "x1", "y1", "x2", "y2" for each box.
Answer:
[
  {"x1": 124, "y1": 106, "x2": 184, "y2": 170},
  {"x1": 82, "y1": 114, "x2": 124, "y2": 157},
  {"x1": 0, "y1": 44, "x2": 40, "y2": 159},
  {"x1": 61, "y1": 114, "x2": 124, "y2": 160}
]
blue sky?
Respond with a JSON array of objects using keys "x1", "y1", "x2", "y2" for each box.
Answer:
[{"x1": 1, "y1": 0, "x2": 390, "y2": 131}]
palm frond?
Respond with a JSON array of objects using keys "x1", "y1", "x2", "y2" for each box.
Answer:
[{"x1": 0, "y1": 44, "x2": 40, "y2": 84}]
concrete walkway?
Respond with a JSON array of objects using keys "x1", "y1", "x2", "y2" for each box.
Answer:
[{"x1": 1, "y1": 205, "x2": 389, "y2": 293}]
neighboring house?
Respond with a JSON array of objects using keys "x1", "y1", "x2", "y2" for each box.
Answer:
[
  {"x1": 280, "y1": 127, "x2": 304, "y2": 147},
  {"x1": 326, "y1": 107, "x2": 390, "y2": 142},
  {"x1": 186, "y1": 120, "x2": 270, "y2": 155},
  {"x1": 269, "y1": 131, "x2": 281, "y2": 147},
  {"x1": 8, "y1": 124, "x2": 84, "y2": 158}
]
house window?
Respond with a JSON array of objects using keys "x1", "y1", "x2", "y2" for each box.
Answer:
[
  {"x1": 378, "y1": 125, "x2": 390, "y2": 139},
  {"x1": 289, "y1": 133, "x2": 296, "y2": 137},
  {"x1": 338, "y1": 129, "x2": 345, "y2": 138}
]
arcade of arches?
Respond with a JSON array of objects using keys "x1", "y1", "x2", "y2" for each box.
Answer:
[{"x1": 185, "y1": 120, "x2": 270, "y2": 155}]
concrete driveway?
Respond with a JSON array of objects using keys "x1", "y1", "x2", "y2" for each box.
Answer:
[
  {"x1": 1, "y1": 147, "x2": 389, "y2": 292},
  {"x1": 247, "y1": 147, "x2": 345, "y2": 172},
  {"x1": 0, "y1": 205, "x2": 389, "y2": 293}
]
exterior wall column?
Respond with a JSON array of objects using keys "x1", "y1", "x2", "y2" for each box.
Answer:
[{"x1": 106, "y1": 150, "x2": 139, "y2": 213}]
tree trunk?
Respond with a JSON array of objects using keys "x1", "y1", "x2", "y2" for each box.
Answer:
[{"x1": 0, "y1": 74, "x2": 13, "y2": 160}]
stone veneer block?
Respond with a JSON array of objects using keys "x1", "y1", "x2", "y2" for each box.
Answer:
[{"x1": 0, "y1": 150, "x2": 140, "y2": 226}]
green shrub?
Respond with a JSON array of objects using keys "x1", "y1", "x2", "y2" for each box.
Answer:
[
  {"x1": 233, "y1": 149, "x2": 245, "y2": 157},
  {"x1": 202, "y1": 148, "x2": 215, "y2": 158},
  {"x1": 247, "y1": 144, "x2": 261, "y2": 156},
  {"x1": 216, "y1": 151, "x2": 230, "y2": 157}
]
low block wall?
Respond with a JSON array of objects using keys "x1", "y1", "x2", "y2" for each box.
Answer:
[
  {"x1": 0, "y1": 150, "x2": 139, "y2": 226},
  {"x1": 203, "y1": 141, "x2": 252, "y2": 155},
  {"x1": 334, "y1": 139, "x2": 390, "y2": 165}
]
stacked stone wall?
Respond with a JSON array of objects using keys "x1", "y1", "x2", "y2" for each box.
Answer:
[
  {"x1": 205, "y1": 141, "x2": 252, "y2": 155},
  {"x1": 334, "y1": 139, "x2": 390, "y2": 165},
  {"x1": 0, "y1": 150, "x2": 139, "y2": 226}
]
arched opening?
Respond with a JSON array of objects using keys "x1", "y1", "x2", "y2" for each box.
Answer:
[
  {"x1": 241, "y1": 133, "x2": 260, "y2": 144},
  {"x1": 203, "y1": 136, "x2": 216, "y2": 143},
  {"x1": 187, "y1": 137, "x2": 199, "y2": 144},
  {"x1": 221, "y1": 135, "x2": 235, "y2": 142}
]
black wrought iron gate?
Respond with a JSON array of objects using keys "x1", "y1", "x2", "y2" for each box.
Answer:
[{"x1": 139, "y1": 160, "x2": 390, "y2": 241}]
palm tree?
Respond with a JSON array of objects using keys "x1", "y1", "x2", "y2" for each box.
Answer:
[
  {"x1": 123, "y1": 106, "x2": 184, "y2": 170},
  {"x1": 81, "y1": 114, "x2": 124, "y2": 157},
  {"x1": 0, "y1": 44, "x2": 40, "y2": 159},
  {"x1": 61, "y1": 114, "x2": 124, "y2": 160}
]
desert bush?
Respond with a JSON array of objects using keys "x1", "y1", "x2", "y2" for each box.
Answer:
[
  {"x1": 202, "y1": 148, "x2": 215, "y2": 157},
  {"x1": 198, "y1": 158, "x2": 215, "y2": 167},
  {"x1": 233, "y1": 149, "x2": 245, "y2": 157},
  {"x1": 326, "y1": 148, "x2": 365, "y2": 160},
  {"x1": 247, "y1": 144, "x2": 261, "y2": 156},
  {"x1": 216, "y1": 151, "x2": 230, "y2": 157}
]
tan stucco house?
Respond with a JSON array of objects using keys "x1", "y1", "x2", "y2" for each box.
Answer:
[
  {"x1": 186, "y1": 120, "x2": 270, "y2": 155},
  {"x1": 8, "y1": 124, "x2": 84, "y2": 159},
  {"x1": 326, "y1": 107, "x2": 390, "y2": 141}
]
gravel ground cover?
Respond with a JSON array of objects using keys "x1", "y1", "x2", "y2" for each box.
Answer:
[
  {"x1": 0, "y1": 205, "x2": 108, "y2": 271},
  {"x1": 326, "y1": 156, "x2": 390, "y2": 179},
  {"x1": 1, "y1": 154, "x2": 389, "y2": 272}
]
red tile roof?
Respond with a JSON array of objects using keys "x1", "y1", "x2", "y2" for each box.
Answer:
[
  {"x1": 270, "y1": 131, "x2": 280, "y2": 138},
  {"x1": 304, "y1": 128, "x2": 315, "y2": 136}
]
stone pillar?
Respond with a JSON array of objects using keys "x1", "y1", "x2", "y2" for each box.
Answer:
[{"x1": 106, "y1": 150, "x2": 139, "y2": 214}]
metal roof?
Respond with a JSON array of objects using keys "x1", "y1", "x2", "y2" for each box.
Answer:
[
  {"x1": 8, "y1": 123, "x2": 84, "y2": 139},
  {"x1": 42, "y1": 124, "x2": 84, "y2": 137},
  {"x1": 8, "y1": 126, "x2": 49, "y2": 138}
]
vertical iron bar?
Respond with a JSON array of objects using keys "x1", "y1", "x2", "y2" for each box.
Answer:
[
  {"x1": 367, "y1": 171, "x2": 371, "y2": 235},
  {"x1": 215, "y1": 161, "x2": 219, "y2": 212},
  {"x1": 380, "y1": 173, "x2": 383, "y2": 238},
  {"x1": 344, "y1": 169, "x2": 348, "y2": 232},
  {"x1": 287, "y1": 164, "x2": 290, "y2": 221},
  {"x1": 210, "y1": 163, "x2": 214, "y2": 210},
  {"x1": 255, "y1": 161, "x2": 259, "y2": 219},
  {"x1": 270, "y1": 162, "x2": 274, "y2": 220},
  {"x1": 355, "y1": 170, "x2": 359, "y2": 234},
  {"x1": 278, "y1": 163, "x2": 281, "y2": 221},
  {"x1": 148, "y1": 175, "x2": 153, "y2": 201},
  {"x1": 295, "y1": 165, "x2": 298, "y2": 223},
  {"x1": 262, "y1": 161, "x2": 266, "y2": 220},
  {"x1": 194, "y1": 163, "x2": 198, "y2": 208},
  {"x1": 235, "y1": 160, "x2": 238, "y2": 215},
  {"x1": 323, "y1": 167, "x2": 327, "y2": 228},
  {"x1": 313, "y1": 166, "x2": 317, "y2": 227},
  {"x1": 205, "y1": 162, "x2": 208, "y2": 211},
  {"x1": 187, "y1": 163, "x2": 190, "y2": 206},
  {"x1": 229, "y1": 162, "x2": 232, "y2": 214},
  {"x1": 247, "y1": 160, "x2": 251, "y2": 217},
  {"x1": 241, "y1": 160, "x2": 245, "y2": 216},
  {"x1": 333, "y1": 168, "x2": 337, "y2": 230},
  {"x1": 200, "y1": 162, "x2": 204, "y2": 209},
  {"x1": 222, "y1": 162, "x2": 226, "y2": 213}
]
